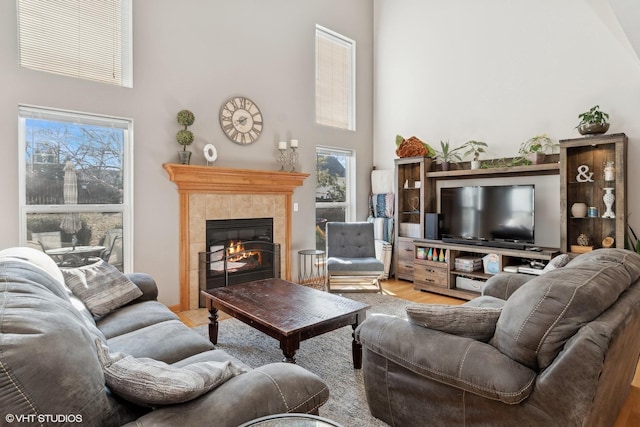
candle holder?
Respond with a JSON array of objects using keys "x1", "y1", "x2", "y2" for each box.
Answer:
[
  {"x1": 278, "y1": 148, "x2": 288, "y2": 171},
  {"x1": 289, "y1": 147, "x2": 299, "y2": 172}
]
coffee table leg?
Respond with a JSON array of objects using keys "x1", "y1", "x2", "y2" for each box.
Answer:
[
  {"x1": 207, "y1": 306, "x2": 219, "y2": 345},
  {"x1": 352, "y1": 324, "x2": 363, "y2": 369},
  {"x1": 280, "y1": 337, "x2": 300, "y2": 364}
]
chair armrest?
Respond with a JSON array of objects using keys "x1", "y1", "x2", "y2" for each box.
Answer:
[
  {"x1": 125, "y1": 272, "x2": 158, "y2": 301},
  {"x1": 482, "y1": 273, "x2": 537, "y2": 300},
  {"x1": 355, "y1": 314, "x2": 535, "y2": 404}
]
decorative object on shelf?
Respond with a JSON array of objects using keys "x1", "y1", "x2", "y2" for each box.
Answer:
[
  {"x1": 575, "y1": 164, "x2": 594, "y2": 182},
  {"x1": 577, "y1": 233, "x2": 591, "y2": 246},
  {"x1": 571, "y1": 202, "x2": 587, "y2": 218},
  {"x1": 277, "y1": 141, "x2": 288, "y2": 171},
  {"x1": 461, "y1": 140, "x2": 488, "y2": 170},
  {"x1": 438, "y1": 249, "x2": 445, "y2": 262},
  {"x1": 602, "y1": 236, "x2": 614, "y2": 248},
  {"x1": 604, "y1": 161, "x2": 615, "y2": 181},
  {"x1": 602, "y1": 187, "x2": 615, "y2": 218},
  {"x1": 219, "y1": 96, "x2": 263, "y2": 145},
  {"x1": 427, "y1": 247, "x2": 433, "y2": 261},
  {"x1": 395, "y1": 135, "x2": 435, "y2": 158},
  {"x1": 435, "y1": 140, "x2": 463, "y2": 171},
  {"x1": 518, "y1": 134, "x2": 556, "y2": 165},
  {"x1": 576, "y1": 105, "x2": 610, "y2": 136},
  {"x1": 588, "y1": 206, "x2": 599, "y2": 218},
  {"x1": 203, "y1": 144, "x2": 217, "y2": 165},
  {"x1": 289, "y1": 139, "x2": 299, "y2": 172},
  {"x1": 408, "y1": 196, "x2": 419, "y2": 212},
  {"x1": 176, "y1": 109, "x2": 195, "y2": 164},
  {"x1": 432, "y1": 248, "x2": 439, "y2": 261}
]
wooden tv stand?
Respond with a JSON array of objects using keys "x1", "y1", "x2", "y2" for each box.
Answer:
[{"x1": 411, "y1": 239, "x2": 560, "y2": 300}]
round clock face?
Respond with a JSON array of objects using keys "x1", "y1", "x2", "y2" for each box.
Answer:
[{"x1": 219, "y1": 96, "x2": 263, "y2": 145}]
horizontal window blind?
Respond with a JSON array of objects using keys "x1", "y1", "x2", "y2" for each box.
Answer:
[
  {"x1": 315, "y1": 25, "x2": 355, "y2": 131},
  {"x1": 17, "y1": 0, "x2": 132, "y2": 87}
]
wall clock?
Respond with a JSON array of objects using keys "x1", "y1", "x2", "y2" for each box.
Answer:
[{"x1": 219, "y1": 96, "x2": 263, "y2": 145}]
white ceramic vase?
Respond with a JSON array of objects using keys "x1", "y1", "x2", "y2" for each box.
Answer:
[
  {"x1": 602, "y1": 188, "x2": 615, "y2": 218},
  {"x1": 571, "y1": 202, "x2": 587, "y2": 218}
]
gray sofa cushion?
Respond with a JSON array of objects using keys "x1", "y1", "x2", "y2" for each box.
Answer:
[
  {"x1": 97, "y1": 300, "x2": 181, "y2": 339},
  {"x1": 107, "y1": 319, "x2": 215, "y2": 364},
  {"x1": 96, "y1": 340, "x2": 245, "y2": 406},
  {"x1": 491, "y1": 249, "x2": 640, "y2": 370},
  {"x1": 62, "y1": 260, "x2": 143, "y2": 317},
  {"x1": 406, "y1": 304, "x2": 501, "y2": 341}
]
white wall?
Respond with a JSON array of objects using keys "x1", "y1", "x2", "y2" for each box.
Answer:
[
  {"x1": 373, "y1": 0, "x2": 640, "y2": 243},
  {"x1": 0, "y1": 0, "x2": 373, "y2": 306}
]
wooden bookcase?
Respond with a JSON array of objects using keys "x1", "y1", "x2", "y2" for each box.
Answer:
[
  {"x1": 394, "y1": 156, "x2": 435, "y2": 281},
  {"x1": 559, "y1": 134, "x2": 627, "y2": 254}
]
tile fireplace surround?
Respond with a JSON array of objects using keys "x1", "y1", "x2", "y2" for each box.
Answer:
[{"x1": 164, "y1": 164, "x2": 309, "y2": 310}]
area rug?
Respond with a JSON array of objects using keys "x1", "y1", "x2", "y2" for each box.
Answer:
[{"x1": 194, "y1": 293, "x2": 413, "y2": 427}]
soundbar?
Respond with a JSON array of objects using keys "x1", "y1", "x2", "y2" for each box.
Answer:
[{"x1": 441, "y1": 237, "x2": 526, "y2": 250}]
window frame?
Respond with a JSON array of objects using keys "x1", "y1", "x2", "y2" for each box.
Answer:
[
  {"x1": 315, "y1": 25, "x2": 356, "y2": 131},
  {"x1": 17, "y1": 0, "x2": 133, "y2": 87},
  {"x1": 315, "y1": 145, "x2": 356, "y2": 223},
  {"x1": 18, "y1": 104, "x2": 134, "y2": 272}
]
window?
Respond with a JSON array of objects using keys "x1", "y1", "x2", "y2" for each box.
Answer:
[
  {"x1": 17, "y1": 0, "x2": 133, "y2": 87},
  {"x1": 315, "y1": 25, "x2": 355, "y2": 130},
  {"x1": 315, "y1": 146, "x2": 355, "y2": 250},
  {"x1": 19, "y1": 105, "x2": 133, "y2": 271}
]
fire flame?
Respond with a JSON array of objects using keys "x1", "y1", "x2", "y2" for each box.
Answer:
[{"x1": 227, "y1": 241, "x2": 262, "y2": 264}]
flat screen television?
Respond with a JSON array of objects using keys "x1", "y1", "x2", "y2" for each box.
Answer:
[{"x1": 440, "y1": 185, "x2": 535, "y2": 246}]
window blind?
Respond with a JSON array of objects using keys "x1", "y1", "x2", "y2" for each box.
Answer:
[
  {"x1": 17, "y1": 0, "x2": 132, "y2": 87},
  {"x1": 315, "y1": 26, "x2": 355, "y2": 131}
]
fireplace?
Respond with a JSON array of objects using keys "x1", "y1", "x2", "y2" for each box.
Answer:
[
  {"x1": 198, "y1": 218, "x2": 280, "y2": 306},
  {"x1": 163, "y1": 164, "x2": 308, "y2": 311}
]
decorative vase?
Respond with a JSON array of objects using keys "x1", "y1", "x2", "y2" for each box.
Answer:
[
  {"x1": 570, "y1": 202, "x2": 587, "y2": 218},
  {"x1": 526, "y1": 152, "x2": 545, "y2": 164},
  {"x1": 178, "y1": 150, "x2": 192, "y2": 165},
  {"x1": 441, "y1": 161, "x2": 450, "y2": 171},
  {"x1": 470, "y1": 160, "x2": 481, "y2": 170},
  {"x1": 578, "y1": 122, "x2": 609, "y2": 136},
  {"x1": 602, "y1": 187, "x2": 615, "y2": 218}
]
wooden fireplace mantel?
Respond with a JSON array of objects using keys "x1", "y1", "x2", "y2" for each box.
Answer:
[
  {"x1": 163, "y1": 163, "x2": 309, "y2": 194},
  {"x1": 163, "y1": 163, "x2": 309, "y2": 310}
]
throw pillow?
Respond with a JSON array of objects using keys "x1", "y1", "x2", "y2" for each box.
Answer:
[
  {"x1": 95, "y1": 340, "x2": 245, "y2": 406},
  {"x1": 61, "y1": 259, "x2": 142, "y2": 317},
  {"x1": 541, "y1": 253, "x2": 571, "y2": 273},
  {"x1": 406, "y1": 304, "x2": 502, "y2": 341}
]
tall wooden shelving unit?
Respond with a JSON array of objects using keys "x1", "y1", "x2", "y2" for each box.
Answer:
[
  {"x1": 394, "y1": 156, "x2": 434, "y2": 281},
  {"x1": 559, "y1": 133, "x2": 627, "y2": 253}
]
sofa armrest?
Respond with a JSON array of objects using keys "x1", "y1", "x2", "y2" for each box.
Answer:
[
  {"x1": 122, "y1": 363, "x2": 329, "y2": 427},
  {"x1": 356, "y1": 314, "x2": 535, "y2": 404},
  {"x1": 482, "y1": 272, "x2": 537, "y2": 300},
  {"x1": 125, "y1": 272, "x2": 158, "y2": 301}
]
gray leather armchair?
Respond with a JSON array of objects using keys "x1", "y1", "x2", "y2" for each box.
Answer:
[
  {"x1": 325, "y1": 222, "x2": 384, "y2": 293},
  {"x1": 356, "y1": 249, "x2": 640, "y2": 426}
]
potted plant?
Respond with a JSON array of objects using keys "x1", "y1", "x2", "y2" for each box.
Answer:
[
  {"x1": 435, "y1": 140, "x2": 463, "y2": 171},
  {"x1": 176, "y1": 109, "x2": 195, "y2": 164},
  {"x1": 576, "y1": 105, "x2": 609, "y2": 136},
  {"x1": 461, "y1": 140, "x2": 488, "y2": 170},
  {"x1": 518, "y1": 134, "x2": 556, "y2": 165}
]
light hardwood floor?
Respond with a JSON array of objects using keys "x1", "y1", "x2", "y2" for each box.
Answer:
[{"x1": 178, "y1": 278, "x2": 640, "y2": 426}]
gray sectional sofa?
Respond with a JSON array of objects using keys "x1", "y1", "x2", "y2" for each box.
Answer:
[
  {"x1": 0, "y1": 247, "x2": 329, "y2": 426},
  {"x1": 356, "y1": 248, "x2": 640, "y2": 427}
]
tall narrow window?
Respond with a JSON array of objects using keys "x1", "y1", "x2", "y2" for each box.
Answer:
[
  {"x1": 17, "y1": 0, "x2": 133, "y2": 87},
  {"x1": 315, "y1": 146, "x2": 356, "y2": 250},
  {"x1": 19, "y1": 105, "x2": 133, "y2": 272},
  {"x1": 315, "y1": 25, "x2": 355, "y2": 130}
]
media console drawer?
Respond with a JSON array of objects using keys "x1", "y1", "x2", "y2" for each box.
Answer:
[{"x1": 414, "y1": 260, "x2": 448, "y2": 288}]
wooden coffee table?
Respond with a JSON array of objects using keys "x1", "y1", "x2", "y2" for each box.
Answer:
[{"x1": 201, "y1": 278, "x2": 370, "y2": 368}]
